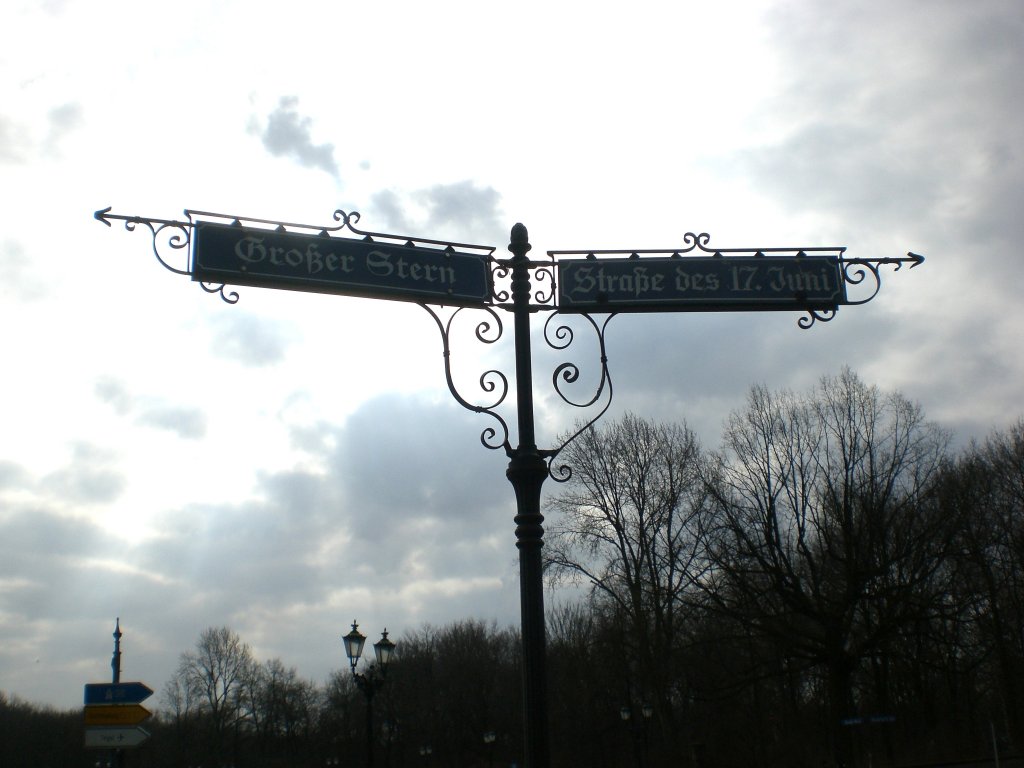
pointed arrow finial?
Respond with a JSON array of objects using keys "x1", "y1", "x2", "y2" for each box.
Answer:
[{"x1": 94, "y1": 207, "x2": 113, "y2": 226}]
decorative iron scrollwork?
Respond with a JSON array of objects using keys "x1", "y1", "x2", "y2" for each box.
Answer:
[
  {"x1": 798, "y1": 252, "x2": 925, "y2": 328},
  {"x1": 490, "y1": 258, "x2": 557, "y2": 309},
  {"x1": 419, "y1": 303, "x2": 512, "y2": 454},
  {"x1": 541, "y1": 311, "x2": 617, "y2": 483}
]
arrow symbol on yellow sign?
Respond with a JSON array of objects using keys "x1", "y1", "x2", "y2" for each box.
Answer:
[{"x1": 83, "y1": 704, "x2": 151, "y2": 727}]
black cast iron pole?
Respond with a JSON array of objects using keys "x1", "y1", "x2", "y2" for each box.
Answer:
[
  {"x1": 506, "y1": 223, "x2": 550, "y2": 768},
  {"x1": 364, "y1": 686, "x2": 376, "y2": 768},
  {"x1": 111, "y1": 618, "x2": 125, "y2": 768}
]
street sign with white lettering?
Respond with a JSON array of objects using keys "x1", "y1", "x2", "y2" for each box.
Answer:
[
  {"x1": 84, "y1": 726, "x2": 151, "y2": 749},
  {"x1": 84, "y1": 681, "x2": 154, "y2": 705},
  {"x1": 192, "y1": 221, "x2": 493, "y2": 307},
  {"x1": 557, "y1": 255, "x2": 846, "y2": 313}
]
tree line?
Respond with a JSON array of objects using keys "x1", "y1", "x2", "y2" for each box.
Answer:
[{"x1": 3, "y1": 369, "x2": 1022, "y2": 767}]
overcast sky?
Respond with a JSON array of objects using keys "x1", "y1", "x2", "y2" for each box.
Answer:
[{"x1": 2, "y1": 0, "x2": 1021, "y2": 710}]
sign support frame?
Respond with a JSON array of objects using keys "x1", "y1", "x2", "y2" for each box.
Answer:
[{"x1": 97, "y1": 206, "x2": 923, "y2": 768}]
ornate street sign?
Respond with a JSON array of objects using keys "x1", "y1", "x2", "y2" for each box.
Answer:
[
  {"x1": 550, "y1": 232, "x2": 923, "y2": 323},
  {"x1": 193, "y1": 221, "x2": 492, "y2": 307},
  {"x1": 95, "y1": 207, "x2": 496, "y2": 307},
  {"x1": 557, "y1": 255, "x2": 845, "y2": 313},
  {"x1": 97, "y1": 206, "x2": 924, "y2": 768}
]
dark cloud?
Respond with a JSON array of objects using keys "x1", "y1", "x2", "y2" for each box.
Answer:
[
  {"x1": 130, "y1": 394, "x2": 512, "y2": 626},
  {"x1": 258, "y1": 96, "x2": 340, "y2": 178},
  {"x1": 138, "y1": 493, "x2": 332, "y2": 611},
  {"x1": 137, "y1": 405, "x2": 207, "y2": 440},
  {"x1": 0, "y1": 116, "x2": 31, "y2": 163},
  {"x1": 0, "y1": 506, "x2": 109, "y2": 612},
  {"x1": 332, "y1": 393, "x2": 507, "y2": 535},
  {"x1": 369, "y1": 188, "x2": 413, "y2": 233},
  {"x1": 576, "y1": 0, "x2": 1024, "y2": 449},
  {"x1": 44, "y1": 102, "x2": 83, "y2": 155},
  {"x1": 41, "y1": 442, "x2": 126, "y2": 505},
  {"x1": 416, "y1": 180, "x2": 504, "y2": 244},
  {"x1": 122, "y1": 394, "x2": 518, "y2": 617},
  {"x1": 0, "y1": 239, "x2": 45, "y2": 300},
  {"x1": 95, "y1": 376, "x2": 133, "y2": 416},
  {"x1": 0, "y1": 101, "x2": 83, "y2": 163},
  {"x1": 208, "y1": 311, "x2": 291, "y2": 367},
  {"x1": 368, "y1": 182, "x2": 504, "y2": 244},
  {"x1": 94, "y1": 377, "x2": 207, "y2": 439},
  {"x1": 739, "y1": 2, "x2": 1024, "y2": 251},
  {"x1": 0, "y1": 460, "x2": 29, "y2": 489}
]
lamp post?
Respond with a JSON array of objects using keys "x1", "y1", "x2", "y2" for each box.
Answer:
[
  {"x1": 620, "y1": 703, "x2": 653, "y2": 768},
  {"x1": 343, "y1": 620, "x2": 397, "y2": 768},
  {"x1": 483, "y1": 730, "x2": 497, "y2": 767},
  {"x1": 380, "y1": 719, "x2": 399, "y2": 768}
]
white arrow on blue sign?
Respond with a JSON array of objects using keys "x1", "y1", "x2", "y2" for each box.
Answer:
[{"x1": 84, "y1": 682, "x2": 154, "y2": 705}]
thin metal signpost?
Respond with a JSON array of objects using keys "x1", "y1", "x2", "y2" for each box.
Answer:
[
  {"x1": 84, "y1": 619, "x2": 154, "y2": 762},
  {"x1": 97, "y1": 206, "x2": 922, "y2": 768}
]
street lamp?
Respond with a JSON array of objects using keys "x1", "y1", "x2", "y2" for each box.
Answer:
[
  {"x1": 483, "y1": 730, "x2": 497, "y2": 766},
  {"x1": 343, "y1": 620, "x2": 397, "y2": 768},
  {"x1": 620, "y1": 703, "x2": 653, "y2": 768}
]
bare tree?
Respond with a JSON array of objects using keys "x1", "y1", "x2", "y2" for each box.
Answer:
[
  {"x1": 388, "y1": 619, "x2": 521, "y2": 767},
  {"x1": 950, "y1": 420, "x2": 1024, "y2": 749},
  {"x1": 704, "y1": 369, "x2": 952, "y2": 764},
  {"x1": 164, "y1": 626, "x2": 258, "y2": 765},
  {"x1": 546, "y1": 413, "x2": 712, "y2": 765},
  {"x1": 243, "y1": 657, "x2": 319, "y2": 759}
]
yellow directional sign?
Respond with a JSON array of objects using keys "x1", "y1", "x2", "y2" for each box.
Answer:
[{"x1": 83, "y1": 703, "x2": 151, "y2": 727}]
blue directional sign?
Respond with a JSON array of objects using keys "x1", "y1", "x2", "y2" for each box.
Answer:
[{"x1": 84, "y1": 681, "x2": 154, "y2": 705}]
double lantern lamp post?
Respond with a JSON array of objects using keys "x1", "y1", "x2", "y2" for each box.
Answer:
[
  {"x1": 620, "y1": 703, "x2": 654, "y2": 768},
  {"x1": 343, "y1": 621, "x2": 397, "y2": 768}
]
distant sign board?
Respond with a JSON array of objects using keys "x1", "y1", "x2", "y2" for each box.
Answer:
[
  {"x1": 84, "y1": 704, "x2": 151, "y2": 727},
  {"x1": 85, "y1": 727, "x2": 151, "y2": 749},
  {"x1": 192, "y1": 221, "x2": 492, "y2": 307},
  {"x1": 84, "y1": 682, "x2": 153, "y2": 705},
  {"x1": 556, "y1": 256, "x2": 845, "y2": 313},
  {"x1": 83, "y1": 680, "x2": 154, "y2": 749}
]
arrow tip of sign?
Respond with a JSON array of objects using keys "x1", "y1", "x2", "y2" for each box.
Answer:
[
  {"x1": 94, "y1": 207, "x2": 112, "y2": 226},
  {"x1": 907, "y1": 251, "x2": 925, "y2": 267}
]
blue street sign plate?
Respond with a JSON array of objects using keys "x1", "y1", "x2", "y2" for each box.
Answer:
[
  {"x1": 557, "y1": 256, "x2": 846, "y2": 313},
  {"x1": 192, "y1": 221, "x2": 493, "y2": 307},
  {"x1": 84, "y1": 682, "x2": 154, "y2": 705}
]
